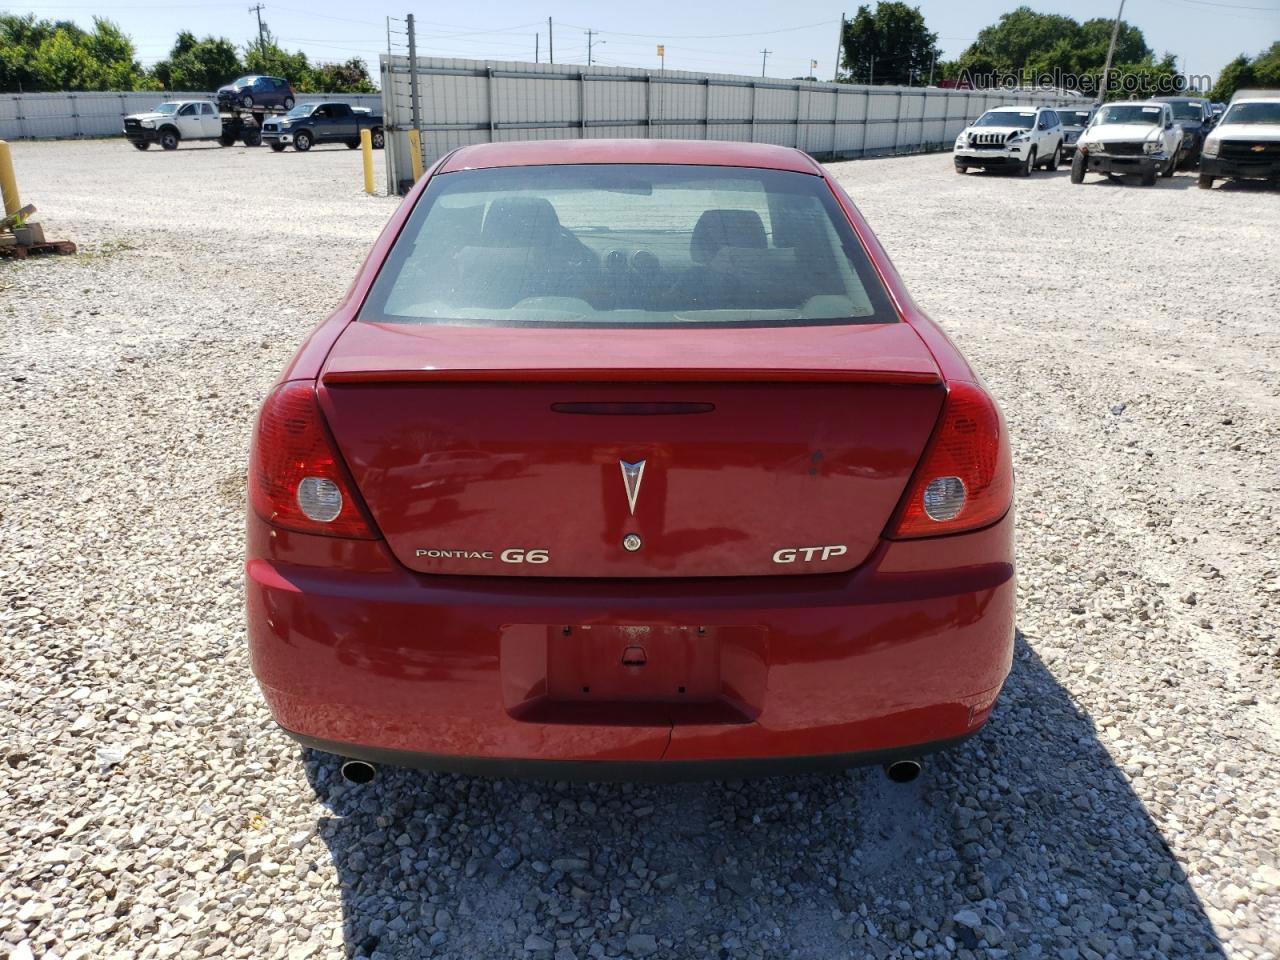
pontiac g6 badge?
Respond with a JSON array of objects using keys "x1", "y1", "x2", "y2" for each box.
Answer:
[
  {"x1": 619, "y1": 459, "x2": 646, "y2": 514},
  {"x1": 416, "y1": 548, "x2": 550, "y2": 563}
]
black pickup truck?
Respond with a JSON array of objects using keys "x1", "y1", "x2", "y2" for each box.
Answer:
[{"x1": 261, "y1": 102, "x2": 385, "y2": 152}]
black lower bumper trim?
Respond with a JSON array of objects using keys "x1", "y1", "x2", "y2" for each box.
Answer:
[
  {"x1": 283, "y1": 726, "x2": 983, "y2": 782},
  {"x1": 1084, "y1": 154, "x2": 1157, "y2": 174},
  {"x1": 124, "y1": 129, "x2": 160, "y2": 144},
  {"x1": 955, "y1": 156, "x2": 1016, "y2": 167},
  {"x1": 1200, "y1": 157, "x2": 1280, "y2": 180}
]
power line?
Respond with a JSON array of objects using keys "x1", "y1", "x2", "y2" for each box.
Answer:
[{"x1": 557, "y1": 18, "x2": 838, "y2": 40}]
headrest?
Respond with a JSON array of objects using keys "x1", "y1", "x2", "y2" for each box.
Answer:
[
  {"x1": 481, "y1": 196, "x2": 562, "y2": 245},
  {"x1": 691, "y1": 209, "x2": 767, "y2": 264}
]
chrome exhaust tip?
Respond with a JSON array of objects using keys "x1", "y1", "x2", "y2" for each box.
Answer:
[
  {"x1": 883, "y1": 759, "x2": 922, "y2": 784},
  {"x1": 339, "y1": 759, "x2": 377, "y2": 784}
]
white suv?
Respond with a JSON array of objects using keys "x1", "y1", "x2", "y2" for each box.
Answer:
[{"x1": 954, "y1": 106, "x2": 1065, "y2": 176}]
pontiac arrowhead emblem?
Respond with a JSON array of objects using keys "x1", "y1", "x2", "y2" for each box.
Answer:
[{"x1": 619, "y1": 460, "x2": 646, "y2": 515}]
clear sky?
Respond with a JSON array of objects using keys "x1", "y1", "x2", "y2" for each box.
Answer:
[{"x1": 12, "y1": 0, "x2": 1279, "y2": 87}]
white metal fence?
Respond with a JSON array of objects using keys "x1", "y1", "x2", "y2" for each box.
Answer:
[
  {"x1": 0, "y1": 91, "x2": 383, "y2": 140},
  {"x1": 380, "y1": 55, "x2": 1081, "y2": 193}
]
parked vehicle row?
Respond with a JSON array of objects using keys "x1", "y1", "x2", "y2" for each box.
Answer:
[
  {"x1": 123, "y1": 78, "x2": 384, "y2": 153},
  {"x1": 953, "y1": 92, "x2": 1280, "y2": 190}
]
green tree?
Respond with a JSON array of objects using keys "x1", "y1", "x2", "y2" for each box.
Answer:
[
  {"x1": 962, "y1": 6, "x2": 1080, "y2": 76},
  {"x1": 1209, "y1": 54, "x2": 1257, "y2": 102},
  {"x1": 954, "y1": 6, "x2": 1159, "y2": 94},
  {"x1": 1103, "y1": 52, "x2": 1181, "y2": 101},
  {"x1": 242, "y1": 30, "x2": 315, "y2": 90},
  {"x1": 312, "y1": 58, "x2": 377, "y2": 93},
  {"x1": 1, "y1": 14, "x2": 142, "y2": 91},
  {"x1": 840, "y1": 2, "x2": 941, "y2": 86},
  {"x1": 1249, "y1": 41, "x2": 1280, "y2": 88},
  {"x1": 151, "y1": 32, "x2": 242, "y2": 91}
]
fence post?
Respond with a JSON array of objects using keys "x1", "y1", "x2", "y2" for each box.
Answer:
[
  {"x1": 860, "y1": 87, "x2": 871, "y2": 156},
  {"x1": 486, "y1": 66, "x2": 495, "y2": 142},
  {"x1": 645, "y1": 74, "x2": 652, "y2": 138},
  {"x1": 749, "y1": 81, "x2": 756, "y2": 142},
  {"x1": 703, "y1": 77, "x2": 711, "y2": 140}
]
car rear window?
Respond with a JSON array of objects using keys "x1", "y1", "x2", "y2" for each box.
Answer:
[{"x1": 360, "y1": 163, "x2": 897, "y2": 329}]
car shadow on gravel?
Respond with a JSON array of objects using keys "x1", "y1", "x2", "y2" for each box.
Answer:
[{"x1": 302, "y1": 632, "x2": 1224, "y2": 960}]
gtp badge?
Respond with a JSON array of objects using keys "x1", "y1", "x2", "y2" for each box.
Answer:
[{"x1": 619, "y1": 459, "x2": 646, "y2": 515}]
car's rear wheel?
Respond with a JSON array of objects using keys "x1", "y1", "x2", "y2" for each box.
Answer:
[
  {"x1": 954, "y1": 163, "x2": 967, "y2": 174},
  {"x1": 283, "y1": 96, "x2": 295, "y2": 110},
  {"x1": 218, "y1": 131, "x2": 236, "y2": 147},
  {"x1": 1019, "y1": 148, "x2": 1035, "y2": 177},
  {"x1": 242, "y1": 130, "x2": 261, "y2": 147},
  {"x1": 294, "y1": 130, "x2": 313, "y2": 152},
  {"x1": 159, "y1": 128, "x2": 179, "y2": 151},
  {"x1": 1046, "y1": 142, "x2": 1061, "y2": 171},
  {"x1": 371, "y1": 129, "x2": 385, "y2": 149},
  {"x1": 132, "y1": 141, "x2": 149, "y2": 151},
  {"x1": 270, "y1": 143, "x2": 286, "y2": 153},
  {"x1": 1198, "y1": 174, "x2": 1215, "y2": 190},
  {"x1": 346, "y1": 138, "x2": 360, "y2": 149},
  {"x1": 1070, "y1": 150, "x2": 1086, "y2": 184}
]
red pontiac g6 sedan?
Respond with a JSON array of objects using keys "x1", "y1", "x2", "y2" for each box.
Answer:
[{"x1": 245, "y1": 139, "x2": 1015, "y2": 781}]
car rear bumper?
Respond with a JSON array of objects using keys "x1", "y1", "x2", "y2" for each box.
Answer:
[
  {"x1": 246, "y1": 510, "x2": 1015, "y2": 776},
  {"x1": 1200, "y1": 156, "x2": 1280, "y2": 180}
]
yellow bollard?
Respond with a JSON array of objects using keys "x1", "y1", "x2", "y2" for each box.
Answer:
[
  {"x1": 408, "y1": 128, "x2": 424, "y2": 182},
  {"x1": 360, "y1": 128, "x2": 375, "y2": 195},
  {"x1": 0, "y1": 140, "x2": 21, "y2": 218}
]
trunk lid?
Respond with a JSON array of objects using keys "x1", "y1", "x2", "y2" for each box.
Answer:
[{"x1": 319, "y1": 321, "x2": 943, "y2": 578}]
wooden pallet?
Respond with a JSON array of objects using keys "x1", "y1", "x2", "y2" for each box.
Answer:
[{"x1": 0, "y1": 238, "x2": 78, "y2": 258}]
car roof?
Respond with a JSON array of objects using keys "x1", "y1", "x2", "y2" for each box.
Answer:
[
  {"x1": 436, "y1": 139, "x2": 825, "y2": 175},
  {"x1": 985, "y1": 105, "x2": 1040, "y2": 111}
]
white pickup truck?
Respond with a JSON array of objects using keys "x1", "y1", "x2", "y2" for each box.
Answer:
[
  {"x1": 1198, "y1": 92, "x2": 1280, "y2": 189},
  {"x1": 122, "y1": 100, "x2": 266, "y2": 150},
  {"x1": 1070, "y1": 101, "x2": 1183, "y2": 186}
]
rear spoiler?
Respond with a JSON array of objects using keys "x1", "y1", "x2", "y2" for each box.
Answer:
[{"x1": 322, "y1": 368, "x2": 940, "y2": 385}]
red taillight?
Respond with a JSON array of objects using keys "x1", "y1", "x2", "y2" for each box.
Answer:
[
  {"x1": 248, "y1": 381, "x2": 376, "y2": 539},
  {"x1": 887, "y1": 381, "x2": 1012, "y2": 539}
]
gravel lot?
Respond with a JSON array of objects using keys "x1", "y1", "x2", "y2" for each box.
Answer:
[{"x1": 2, "y1": 138, "x2": 1277, "y2": 960}]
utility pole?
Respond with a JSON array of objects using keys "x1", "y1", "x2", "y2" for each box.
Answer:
[
  {"x1": 585, "y1": 29, "x2": 599, "y2": 66},
  {"x1": 406, "y1": 12, "x2": 420, "y2": 135},
  {"x1": 248, "y1": 4, "x2": 266, "y2": 52},
  {"x1": 869, "y1": 57, "x2": 874, "y2": 86},
  {"x1": 548, "y1": 17, "x2": 554, "y2": 64},
  {"x1": 535, "y1": 33, "x2": 539, "y2": 63},
  {"x1": 833, "y1": 12, "x2": 844, "y2": 82},
  {"x1": 760, "y1": 48, "x2": 771, "y2": 78},
  {"x1": 1099, "y1": 0, "x2": 1126, "y2": 103},
  {"x1": 928, "y1": 50, "x2": 936, "y2": 86}
]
